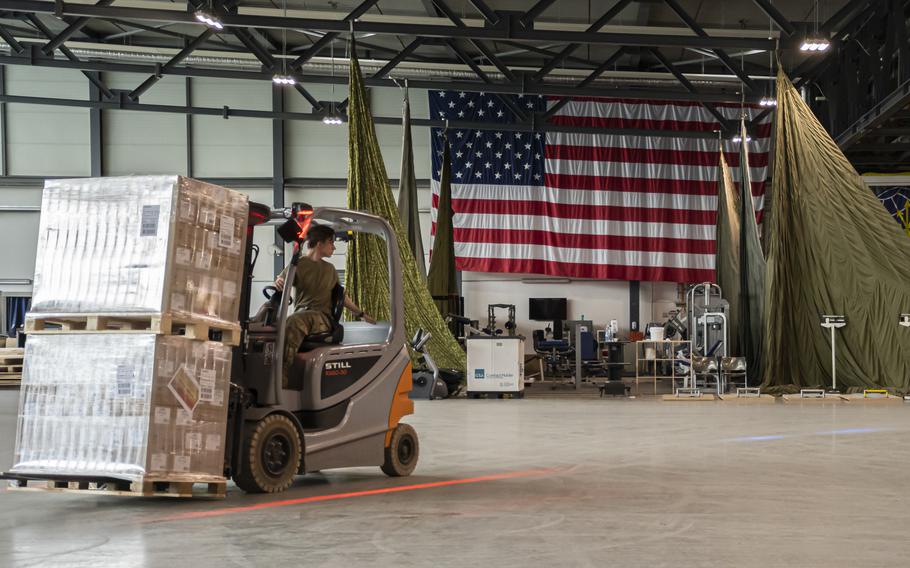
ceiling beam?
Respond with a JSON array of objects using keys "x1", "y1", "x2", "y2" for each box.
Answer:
[
  {"x1": 543, "y1": 47, "x2": 627, "y2": 120},
  {"x1": 649, "y1": 47, "x2": 731, "y2": 131},
  {"x1": 467, "y1": 0, "x2": 499, "y2": 25},
  {"x1": 128, "y1": 29, "x2": 213, "y2": 101},
  {"x1": 0, "y1": 23, "x2": 24, "y2": 53},
  {"x1": 533, "y1": 0, "x2": 634, "y2": 81},
  {"x1": 520, "y1": 0, "x2": 558, "y2": 28},
  {"x1": 232, "y1": 27, "x2": 322, "y2": 110},
  {"x1": 0, "y1": 91, "x2": 723, "y2": 139},
  {"x1": 371, "y1": 37, "x2": 425, "y2": 79},
  {"x1": 24, "y1": 13, "x2": 113, "y2": 99},
  {"x1": 0, "y1": 49, "x2": 759, "y2": 104},
  {"x1": 41, "y1": 0, "x2": 114, "y2": 55},
  {"x1": 750, "y1": 0, "x2": 796, "y2": 36},
  {"x1": 662, "y1": 0, "x2": 759, "y2": 92},
  {"x1": 0, "y1": 0, "x2": 778, "y2": 50}
]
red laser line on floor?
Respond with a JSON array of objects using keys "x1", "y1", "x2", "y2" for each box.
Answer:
[{"x1": 151, "y1": 467, "x2": 559, "y2": 523}]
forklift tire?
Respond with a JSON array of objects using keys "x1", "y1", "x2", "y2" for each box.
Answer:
[
  {"x1": 233, "y1": 414, "x2": 302, "y2": 494},
  {"x1": 380, "y1": 423, "x2": 419, "y2": 477}
]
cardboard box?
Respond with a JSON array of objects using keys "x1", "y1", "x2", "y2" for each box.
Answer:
[
  {"x1": 11, "y1": 333, "x2": 232, "y2": 482},
  {"x1": 31, "y1": 176, "x2": 248, "y2": 326}
]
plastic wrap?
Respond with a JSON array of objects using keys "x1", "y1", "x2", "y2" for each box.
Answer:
[
  {"x1": 11, "y1": 333, "x2": 232, "y2": 482},
  {"x1": 31, "y1": 176, "x2": 248, "y2": 325}
]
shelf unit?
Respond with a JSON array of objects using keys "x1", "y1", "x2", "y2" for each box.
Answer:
[{"x1": 634, "y1": 340, "x2": 692, "y2": 395}]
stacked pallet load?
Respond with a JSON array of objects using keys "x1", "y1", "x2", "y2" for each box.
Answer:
[
  {"x1": 8, "y1": 176, "x2": 248, "y2": 498},
  {"x1": 0, "y1": 347, "x2": 23, "y2": 386}
]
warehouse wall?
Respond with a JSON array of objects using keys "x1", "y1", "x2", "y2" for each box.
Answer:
[{"x1": 0, "y1": 65, "x2": 677, "y2": 346}]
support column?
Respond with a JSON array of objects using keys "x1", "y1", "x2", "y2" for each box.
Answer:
[
  {"x1": 185, "y1": 77, "x2": 193, "y2": 177},
  {"x1": 272, "y1": 85, "x2": 286, "y2": 276},
  {"x1": 0, "y1": 66, "x2": 7, "y2": 177},
  {"x1": 629, "y1": 280, "x2": 640, "y2": 334},
  {"x1": 88, "y1": 72, "x2": 102, "y2": 177}
]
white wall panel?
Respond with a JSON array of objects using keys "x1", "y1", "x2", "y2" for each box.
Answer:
[
  {"x1": 102, "y1": 74, "x2": 187, "y2": 176},
  {"x1": 6, "y1": 66, "x2": 91, "y2": 176},
  {"x1": 190, "y1": 79, "x2": 271, "y2": 177}
]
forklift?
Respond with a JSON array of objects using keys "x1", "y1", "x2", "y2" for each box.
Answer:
[{"x1": 224, "y1": 202, "x2": 419, "y2": 493}]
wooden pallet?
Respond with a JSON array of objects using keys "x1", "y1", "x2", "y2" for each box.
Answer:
[
  {"x1": 7, "y1": 477, "x2": 227, "y2": 499},
  {"x1": 0, "y1": 347, "x2": 24, "y2": 365},
  {"x1": 782, "y1": 393, "x2": 848, "y2": 404},
  {"x1": 841, "y1": 393, "x2": 904, "y2": 405},
  {"x1": 0, "y1": 365, "x2": 22, "y2": 373},
  {"x1": 24, "y1": 313, "x2": 240, "y2": 346},
  {"x1": 0, "y1": 374, "x2": 21, "y2": 387},
  {"x1": 662, "y1": 393, "x2": 717, "y2": 402},
  {"x1": 717, "y1": 394, "x2": 778, "y2": 404}
]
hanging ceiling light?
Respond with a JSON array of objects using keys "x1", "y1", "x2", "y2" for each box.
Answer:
[
  {"x1": 322, "y1": 104, "x2": 345, "y2": 125},
  {"x1": 759, "y1": 97, "x2": 777, "y2": 107},
  {"x1": 732, "y1": 135, "x2": 752, "y2": 143},
  {"x1": 272, "y1": 75, "x2": 297, "y2": 85},
  {"x1": 800, "y1": 38, "x2": 830, "y2": 52},
  {"x1": 194, "y1": 10, "x2": 224, "y2": 30}
]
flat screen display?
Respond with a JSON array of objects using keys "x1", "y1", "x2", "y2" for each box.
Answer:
[{"x1": 529, "y1": 298, "x2": 567, "y2": 321}]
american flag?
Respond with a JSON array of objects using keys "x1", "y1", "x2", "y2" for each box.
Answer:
[{"x1": 430, "y1": 91, "x2": 772, "y2": 283}]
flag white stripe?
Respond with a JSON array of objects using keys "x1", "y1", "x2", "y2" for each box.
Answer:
[
  {"x1": 549, "y1": 132, "x2": 771, "y2": 154},
  {"x1": 455, "y1": 241, "x2": 714, "y2": 269},
  {"x1": 430, "y1": 183, "x2": 763, "y2": 230},
  {"x1": 449, "y1": 212, "x2": 717, "y2": 241}
]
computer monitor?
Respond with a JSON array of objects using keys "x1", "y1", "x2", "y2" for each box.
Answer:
[
  {"x1": 529, "y1": 298, "x2": 567, "y2": 321},
  {"x1": 529, "y1": 298, "x2": 568, "y2": 339}
]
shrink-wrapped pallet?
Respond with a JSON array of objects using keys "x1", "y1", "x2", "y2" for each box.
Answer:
[
  {"x1": 31, "y1": 176, "x2": 248, "y2": 325},
  {"x1": 10, "y1": 334, "x2": 231, "y2": 482}
]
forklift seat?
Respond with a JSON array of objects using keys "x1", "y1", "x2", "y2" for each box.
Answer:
[{"x1": 297, "y1": 283, "x2": 346, "y2": 352}]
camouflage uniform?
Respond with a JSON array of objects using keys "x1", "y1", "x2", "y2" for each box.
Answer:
[{"x1": 281, "y1": 256, "x2": 339, "y2": 384}]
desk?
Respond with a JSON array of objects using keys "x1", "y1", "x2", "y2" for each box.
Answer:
[
  {"x1": 634, "y1": 340, "x2": 692, "y2": 395},
  {"x1": 599, "y1": 340, "x2": 628, "y2": 382}
]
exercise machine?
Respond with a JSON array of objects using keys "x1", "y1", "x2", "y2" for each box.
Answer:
[{"x1": 408, "y1": 329, "x2": 462, "y2": 400}]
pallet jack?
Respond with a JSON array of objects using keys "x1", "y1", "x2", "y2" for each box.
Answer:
[{"x1": 224, "y1": 202, "x2": 419, "y2": 493}]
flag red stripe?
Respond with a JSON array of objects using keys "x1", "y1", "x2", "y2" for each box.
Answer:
[
  {"x1": 547, "y1": 144, "x2": 769, "y2": 168},
  {"x1": 544, "y1": 173, "x2": 766, "y2": 197},
  {"x1": 453, "y1": 227, "x2": 716, "y2": 255},
  {"x1": 455, "y1": 256, "x2": 715, "y2": 283},
  {"x1": 548, "y1": 115, "x2": 773, "y2": 137}
]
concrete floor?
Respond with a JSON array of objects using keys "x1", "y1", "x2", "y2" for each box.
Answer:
[{"x1": 2, "y1": 389, "x2": 910, "y2": 567}]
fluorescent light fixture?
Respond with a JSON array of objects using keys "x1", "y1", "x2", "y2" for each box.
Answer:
[
  {"x1": 800, "y1": 38, "x2": 830, "y2": 52},
  {"x1": 272, "y1": 74, "x2": 297, "y2": 85},
  {"x1": 322, "y1": 114, "x2": 344, "y2": 125},
  {"x1": 321, "y1": 101, "x2": 345, "y2": 125},
  {"x1": 194, "y1": 10, "x2": 224, "y2": 30},
  {"x1": 759, "y1": 97, "x2": 777, "y2": 107},
  {"x1": 732, "y1": 135, "x2": 752, "y2": 143}
]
